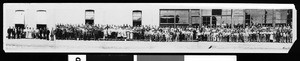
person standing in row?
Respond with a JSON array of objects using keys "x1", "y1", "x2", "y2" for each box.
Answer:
[
  {"x1": 46, "y1": 28, "x2": 50, "y2": 40},
  {"x1": 16, "y1": 27, "x2": 21, "y2": 39},
  {"x1": 7, "y1": 26, "x2": 14, "y2": 39},
  {"x1": 24, "y1": 27, "x2": 29, "y2": 38}
]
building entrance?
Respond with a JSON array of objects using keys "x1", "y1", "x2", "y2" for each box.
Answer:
[
  {"x1": 15, "y1": 24, "x2": 25, "y2": 29},
  {"x1": 37, "y1": 24, "x2": 47, "y2": 29}
]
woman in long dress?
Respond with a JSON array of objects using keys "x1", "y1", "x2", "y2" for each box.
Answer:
[
  {"x1": 28, "y1": 28, "x2": 32, "y2": 38},
  {"x1": 175, "y1": 31, "x2": 180, "y2": 42},
  {"x1": 243, "y1": 29, "x2": 249, "y2": 42},
  {"x1": 269, "y1": 29, "x2": 275, "y2": 42},
  {"x1": 24, "y1": 27, "x2": 29, "y2": 38}
]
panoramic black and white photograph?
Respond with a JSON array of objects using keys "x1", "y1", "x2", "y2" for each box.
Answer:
[{"x1": 3, "y1": 3, "x2": 297, "y2": 53}]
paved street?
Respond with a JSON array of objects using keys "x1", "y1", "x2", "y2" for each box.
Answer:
[{"x1": 4, "y1": 39, "x2": 293, "y2": 53}]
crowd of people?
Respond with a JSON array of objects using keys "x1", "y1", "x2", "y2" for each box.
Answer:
[
  {"x1": 52, "y1": 23, "x2": 292, "y2": 43},
  {"x1": 7, "y1": 23, "x2": 293, "y2": 43},
  {"x1": 7, "y1": 26, "x2": 51, "y2": 40}
]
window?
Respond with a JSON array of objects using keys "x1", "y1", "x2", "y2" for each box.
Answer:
[
  {"x1": 212, "y1": 9, "x2": 222, "y2": 15},
  {"x1": 191, "y1": 9, "x2": 200, "y2": 26},
  {"x1": 221, "y1": 16, "x2": 232, "y2": 24},
  {"x1": 160, "y1": 15, "x2": 175, "y2": 23},
  {"x1": 160, "y1": 9, "x2": 175, "y2": 23},
  {"x1": 202, "y1": 9, "x2": 212, "y2": 16},
  {"x1": 222, "y1": 9, "x2": 231, "y2": 15},
  {"x1": 202, "y1": 16, "x2": 211, "y2": 26},
  {"x1": 244, "y1": 9, "x2": 265, "y2": 24},
  {"x1": 191, "y1": 9, "x2": 200, "y2": 16},
  {"x1": 85, "y1": 10, "x2": 94, "y2": 25},
  {"x1": 191, "y1": 16, "x2": 200, "y2": 24},
  {"x1": 175, "y1": 10, "x2": 189, "y2": 24},
  {"x1": 214, "y1": 16, "x2": 222, "y2": 25},
  {"x1": 245, "y1": 13, "x2": 251, "y2": 25},
  {"x1": 85, "y1": 10, "x2": 94, "y2": 20},
  {"x1": 133, "y1": 10, "x2": 142, "y2": 26},
  {"x1": 160, "y1": 9, "x2": 190, "y2": 27}
]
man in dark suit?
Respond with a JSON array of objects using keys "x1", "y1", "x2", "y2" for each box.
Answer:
[
  {"x1": 179, "y1": 32, "x2": 185, "y2": 42},
  {"x1": 50, "y1": 28, "x2": 55, "y2": 41},
  {"x1": 7, "y1": 27, "x2": 13, "y2": 39},
  {"x1": 12, "y1": 27, "x2": 16, "y2": 39},
  {"x1": 193, "y1": 29, "x2": 197, "y2": 40},
  {"x1": 16, "y1": 27, "x2": 21, "y2": 39},
  {"x1": 99, "y1": 29, "x2": 104, "y2": 40},
  {"x1": 41, "y1": 28, "x2": 44, "y2": 39},
  {"x1": 38, "y1": 28, "x2": 42, "y2": 39},
  {"x1": 46, "y1": 28, "x2": 50, "y2": 40},
  {"x1": 44, "y1": 28, "x2": 47, "y2": 39},
  {"x1": 56, "y1": 28, "x2": 62, "y2": 40}
]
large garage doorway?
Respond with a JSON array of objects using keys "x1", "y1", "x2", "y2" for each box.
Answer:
[
  {"x1": 133, "y1": 10, "x2": 142, "y2": 26},
  {"x1": 85, "y1": 10, "x2": 95, "y2": 25}
]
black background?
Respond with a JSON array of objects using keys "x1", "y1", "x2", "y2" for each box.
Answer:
[{"x1": 1, "y1": 0, "x2": 299, "y2": 61}]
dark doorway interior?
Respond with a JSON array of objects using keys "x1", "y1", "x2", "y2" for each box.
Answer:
[
  {"x1": 133, "y1": 21, "x2": 142, "y2": 27},
  {"x1": 133, "y1": 10, "x2": 142, "y2": 27},
  {"x1": 85, "y1": 10, "x2": 95, "y2": 25},
  {"x1": 212, "y1": 9, "x2": 222, "y2": 15},
  {"x1": 85, "y1": 20, "x2": 94, "y2": 25},
  {"x1": 37, "y1": 24, "x2": 47, "y2": 29},
  {"x1": 15, "y1": 24, "x2": 25, "y2": 29}
]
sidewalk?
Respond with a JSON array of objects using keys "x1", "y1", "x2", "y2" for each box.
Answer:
[{"x1": 4, "y1": 39, "x2": 293, "y2": 53}]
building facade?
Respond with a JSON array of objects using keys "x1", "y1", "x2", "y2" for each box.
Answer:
[{"x1": 4, "y1": 3, "x2": 293, "y2": 30}]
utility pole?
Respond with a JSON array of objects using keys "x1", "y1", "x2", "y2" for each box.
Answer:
[
  {"x1": 243, "y1": 9, "x2": 245, "y2": 28},
  {"x1": 231, "y1": 9, "x2": 233, "y2": 29},
  {"x1": 272, "y1": 9, "x2": 275, "y2": 27},
  {"x1": 23, "y1": 12, "x2": 26, "y2": 28},
  {"x1": 210, "y1": 9, "x2": 212, "y2": 27},
  {"x1": 264, "y1": 9, "x2": 267, "y2": 25},
  {"x1": 189, "y1": 9, "x2": 191, "y2": 26},
  {"x1": 199, "y1": 9, "x2": 202, "y2": 27}
]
